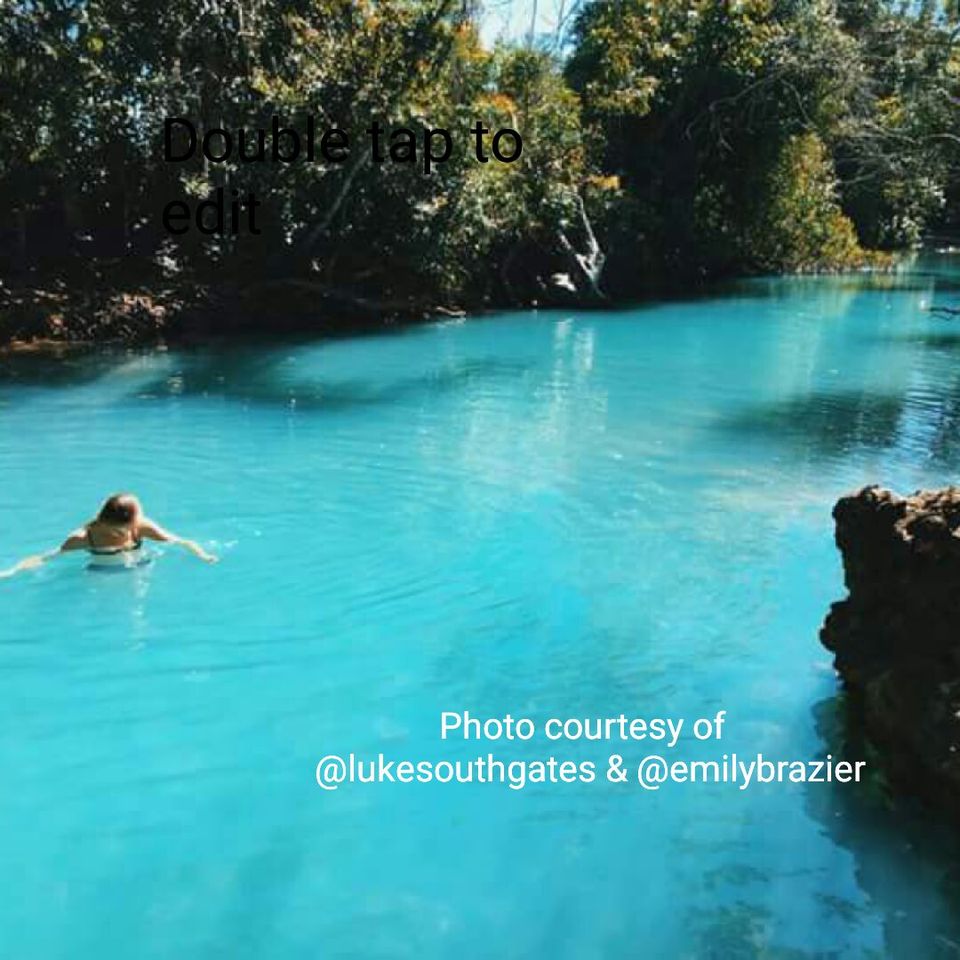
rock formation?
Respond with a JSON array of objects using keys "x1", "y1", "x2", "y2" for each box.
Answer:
[{"x1": 821, "y1": 485, "x2": 960, "y2": 818}]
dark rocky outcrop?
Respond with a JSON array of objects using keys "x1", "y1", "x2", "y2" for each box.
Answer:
[{"x1": 821, "y1": 485, "x2": 960, "y2": 818}]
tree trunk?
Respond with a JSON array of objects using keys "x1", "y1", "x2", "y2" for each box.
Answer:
[{"x1": 556, "y1": 191, "x2": 607, "y2": 301}]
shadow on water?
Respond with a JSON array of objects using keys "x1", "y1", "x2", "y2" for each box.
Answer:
[
  {"x1": 684, "y1": 696, "x2": 960, "y2": 959},
  {"x1": 711, "y1": 266, "x2": 957, "y2": 301},
  {"x1": 716, "y1": 391, "x2": 906, "y2": 460},
  {"x1": 131, "y1": 346, "x2": 533, "y2": 412},
  {"x1": 613, "y1": 270, "x2": 943, "y2": 322},
  {"x1": 804, "y1": 696, "x2": 960, "y2": 960},
  {"x1": 715, "y1": 373, "x2": 960, "y2": 472},
  {"x1": 0, "y1": 345, "x2": 144, "y2": 387},
  {"x1": 867, "y1": 330, "x2": 960, "y2": 351}
]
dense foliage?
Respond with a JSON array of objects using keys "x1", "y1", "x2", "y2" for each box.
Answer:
[
  {"x1": 566, "y1": 0, "x2": 960, "y2": 291},
  {"x1": 1, "y1": 0, "x2": 959, "y2": 336}
]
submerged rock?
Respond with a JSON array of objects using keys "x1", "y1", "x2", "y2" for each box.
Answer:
[{"x1": 821, "y1": 485, "x2": 960, "y2": 817}]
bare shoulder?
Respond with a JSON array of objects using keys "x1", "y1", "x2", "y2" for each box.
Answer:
[
  {"x1": 61, "y1": 527, "x2": 90, "y2": 551},
  {"x1": 138, "y1": 517, "x2": 174, "y2": 541}
]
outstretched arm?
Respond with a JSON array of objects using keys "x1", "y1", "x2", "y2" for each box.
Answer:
[
  {"x1": 139, "y1": 518, "x2": 218, "y2": 563},
  {"x1": 0, "y1": 529, "x2": 88, "y2": 578}
]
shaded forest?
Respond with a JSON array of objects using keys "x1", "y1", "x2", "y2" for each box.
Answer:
[{"x1": 1, "y1": 0, "x2": 959, "y2": 342}]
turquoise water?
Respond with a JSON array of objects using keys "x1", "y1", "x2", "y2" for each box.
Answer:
[{"x1": 3, "y1": 257, "x2": 960, "y2": 958}]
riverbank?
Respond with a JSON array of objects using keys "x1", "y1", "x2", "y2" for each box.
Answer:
[
  {"x1": 0, "y1": 251, "x2": 913, "y2": 352},
  {"x1": 0, "y1": 276, "x2": 455, "y2": 350}
]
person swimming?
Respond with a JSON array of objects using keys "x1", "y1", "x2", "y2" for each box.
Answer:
[{"x1": 2, "y1": 493, "x2": 217, "y2": 576}]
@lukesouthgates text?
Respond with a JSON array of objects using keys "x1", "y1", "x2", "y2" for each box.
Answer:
[{"x1": 315, "y1": 711, "x2": 867, "y2": 792}]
